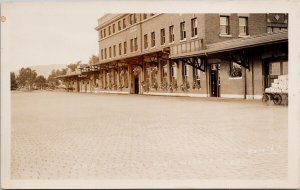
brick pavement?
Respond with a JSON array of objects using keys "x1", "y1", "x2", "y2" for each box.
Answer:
[{"x1": 11, "y1": 91, "x2": 288, "y2": 179}]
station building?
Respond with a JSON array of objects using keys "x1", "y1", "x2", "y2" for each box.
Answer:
[{"x1": 59, "y1": 13, "x2": 288, "y2": 99}]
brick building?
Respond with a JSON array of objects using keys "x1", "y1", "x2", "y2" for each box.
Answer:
[{"x1": 59, "y1": 13, "x2": 288, "y2": 99}]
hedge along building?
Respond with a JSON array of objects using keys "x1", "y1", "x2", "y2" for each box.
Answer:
[{"x1": 59, "y1": 13, "x2": 288, "y2": 99}]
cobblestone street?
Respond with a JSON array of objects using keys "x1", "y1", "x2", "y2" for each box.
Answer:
[{"x1": 11, "y1": 91, "x2": 288, "y2": 179}]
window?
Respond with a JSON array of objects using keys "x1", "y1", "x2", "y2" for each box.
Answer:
[
  {"x1": 267, "y1": 26, "x2": 287, "y2": 33},
  {"x1": 119, "y1": 43, "x2": 122, "y2": 55},
  {"x1": 180, "y1": 22, "x2": 186, "y2": 40},
  {"x1": 169, "y1": 25, "x2": 174, "y2": 43},
  {"x1": 220, "y1": 16, "x2": 229, "y2": 35},
  {"x1": 104, "y1": 48, "x2": 107, "y2": 59},
  {"x1": 269, "y1": 62, "x2": 281, "y2": 75},
  {"x1": 150, "y1": 13, "x2": 155, "y2": 16},
  {"x1": 183, "y1": 63, "x2": 189, "y2": 77},
  {"x1": 123, "y1": 18, "x2": 126, "y2": 28},
  {"x1": 109, "y1": 47, "x2": 112, "y2": 58},
  {"x1": 160, "y1": 28, "x2": 165, "y2": 45},
  {"x1": 112, "y1": 24, "x2": 115, "y2": 33},
  {"x1": 101, "y1": 49, "x2": 103, "y2": 60},
  {"x1": 118, "y1": 21, "x2": 121, "y2": 30},
  {"x1": 191, "y1": 18, "x2": 198, "y2": 37},
  {"x1": 134, "y1": 37, "x2": 138, "y2": 51},
  {"x1": 130, "y1": 14, "x2": 133, "y2": 25},
  {"x1": 100, "y1": 31, "x2": 103, "y2": 39},
  {"x1": 194, "y1": 68, "x2": 201, "y2": 80},
  {"x1": 108, "y1": 26, "x2": 111, "y2": 35},
  {"x1": 239, "y1": 17, "x2": 248, "y2": 36},
  {"x1": 162, "y1": 65, "x2": 168, "y2": 78},
  {"x1": 143, "y1": 13, "x2": 147, "y2": 20},
  {"x1": 130, "y1": 38, "x2": 134, "y2": 52},
  {"x1": 124, "y1": 41, "x2": 127, "y2": 54},
  {"x1": 151, "y1": 32, "x2": 155, "y2": 47},
  {"x1": 230, "y1": 62, "x2": 242, "y2": 78},
  {"x1": 113, "y1": 45, "x2": 116, "y2": 57},
  {"x1": 171, "y1": 62, "x2": 177, "y2": 79},
  {"x1": 103, "y1": 29, "x2": 106, "y2": 37},
  {"x1": 134, "y1": 14, "x2": 137, "y2": 23},
  {"x1": 144, "y1": 34, "x2": 148, "y2": 49}
]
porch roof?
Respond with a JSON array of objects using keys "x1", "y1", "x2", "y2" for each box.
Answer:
[{"x1": 170, "y1": 30, "x2": 288, "y2": 59}]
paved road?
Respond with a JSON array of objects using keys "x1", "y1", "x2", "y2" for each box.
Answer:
[{"x1": 11, "y1": 91, "x2": 288, "y2": 179}]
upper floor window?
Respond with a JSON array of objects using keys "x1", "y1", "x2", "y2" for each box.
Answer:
[
  {"x1": 130, "y1": 14, "x2": 134, "y2": 25},
  {"x1": 150, "y1": 13, "x2": 155, "y2": 16},
  {"x1": 100, "y1": 31, "x2": 103, "y2": 39},
  {"x1": 239, "y1": 17, "x2": 248, "y2": 36},
  {"x1": 134, "y1": 14, "x2": 137, "y2": 23},
  {"x1": 220, "y1": 16, "x2": 229, "y2": 35},
  {"x1": 191, "y1": 18, "x2": 198, "y2": 37},
  {"x1": 118, "y1": 21, "x2": 121, "y2": 31},
  {"x1": 180, "y1": 22, "x2": 186, "y2": 40},
  {"x1": 169, "y1": 25, "x2": 174, "y2": 43},
  {"x1": 101, "y1": 49, "x2": 103, "y2": 60},
  {"x1": 104, "y1": 48, "x2": 107, "y2": 59},
  {"x1": 160, "y1": 28, "x2": 165, "y2": 45},
  {"x1": 143, "y1": 14, "x2": 147, "y2": 20},
  {"x1": 124, "y1": 41, "x2": 127, "y2": 54},
  {"x1": 112, "y1": 24, "x2": 115, "y2": 33},
  {"x1": 113, "y1": 45, "x2": 116, "y2": 57},
  {"x1": 109, "y1": 47, "x2": 112, "y2": 58},
  {"x1": 151, "y1": 32, "x2": 155, "y2": 47},
  {"x1": 119, "y1": 43, "x2": 122, "y2": 55},
  {"x1": 103, "y1": 29, "x2": 106, "y2": 37},
  {"x1": 134, "y1": 37, "x2": 138, "y2": 51},
  {"x1": 144, "y1": 34, "x2": 148, "y2": 49},
  {"x1": 108, "y1": 26, "x2": 111, "y2": 35},
  {"x1": 123, "y1": 18, "x2": 126, "y2": 28},
  {"x1": 130, "y1": 38, "x2": 134, "y2": 52}
]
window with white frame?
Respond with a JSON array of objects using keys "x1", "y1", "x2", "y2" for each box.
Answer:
[
  {"x1": 220, "y1": 16, "x2": 229, "y2": 35},
  {"x1": 151, "y1": 32, "x2": 155, "y2": 47},
  {"x1": 230, "y1": 62, "x2": 242, "y2": 78},
  {"x1": 191, "y1": 18, "x2": 198, "y2": 37},
  {"x1": 160, "y1": 28, "x2": 166, "y2": 45},
  {"x1": 180, "y1": 22, "x2": 186, "y2": 40},
  {"x1": 171, "y1": 62, "x2": 177, "y2": 79},
  {"x1": 169, "y1": 25, "x2": 174, "y2": 43},
  {"x1": 239, "y1": 17, "x2": 248, "y2": 36}
]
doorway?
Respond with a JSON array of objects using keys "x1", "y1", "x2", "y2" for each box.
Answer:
[
  {"x1": 210, "y1": 64, "x2": 220, "y2": 97},
  {"x1": 134, "y1": 76, "x2": 139, "y2": 94}
]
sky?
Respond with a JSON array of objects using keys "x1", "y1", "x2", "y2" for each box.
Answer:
[{"x1": 2, "y1": 2, "x2": 104, "y2": 71}]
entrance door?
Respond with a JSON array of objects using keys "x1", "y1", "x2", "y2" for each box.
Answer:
[
  {"x1": 134, "y1": 76, "x2": 139, "y2": 94},
  {"x1": 210, "y1": 64, "x2": 220, "y2": 97}
]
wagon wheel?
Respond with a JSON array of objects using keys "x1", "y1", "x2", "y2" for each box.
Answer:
[
  {"x1": 273, "y1": 94, "x2": 282, "y2": 105},
  {"x1": 262, "y1": 94, "x2": 271, "y2": 105}
]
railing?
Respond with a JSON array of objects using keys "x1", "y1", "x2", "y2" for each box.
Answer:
[{"x1": 170, "y1": 38, "x2": 204, "y2": 57}]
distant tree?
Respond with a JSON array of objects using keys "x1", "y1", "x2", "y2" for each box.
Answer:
[
  {"x1": 16, "y1": 67, "x2": 37, "y2": 90},
  {"x1": 67, "y1": 61, "x2": 81, "y2": 72},
  {"x1": 48, "y1": 69, "x2": 60, "y2": 89},
  {"x1": 10, "y1": 72, "x2": 18, "y2": 90},
  {"x1": 35, "y1": 75, "x2": 47, "y2": 90},
  {"x1": 89, "y1": 55, "x2": 99, "y2": 65}
]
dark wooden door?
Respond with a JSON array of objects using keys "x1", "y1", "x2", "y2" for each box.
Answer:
[{"x1": 134, "y1": 77, "x2": 139, "y2": 94}]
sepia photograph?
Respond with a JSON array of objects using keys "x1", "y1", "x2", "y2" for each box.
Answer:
[{"x1": 1, "y1": 0, "x2": 299, "y2": 189}]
